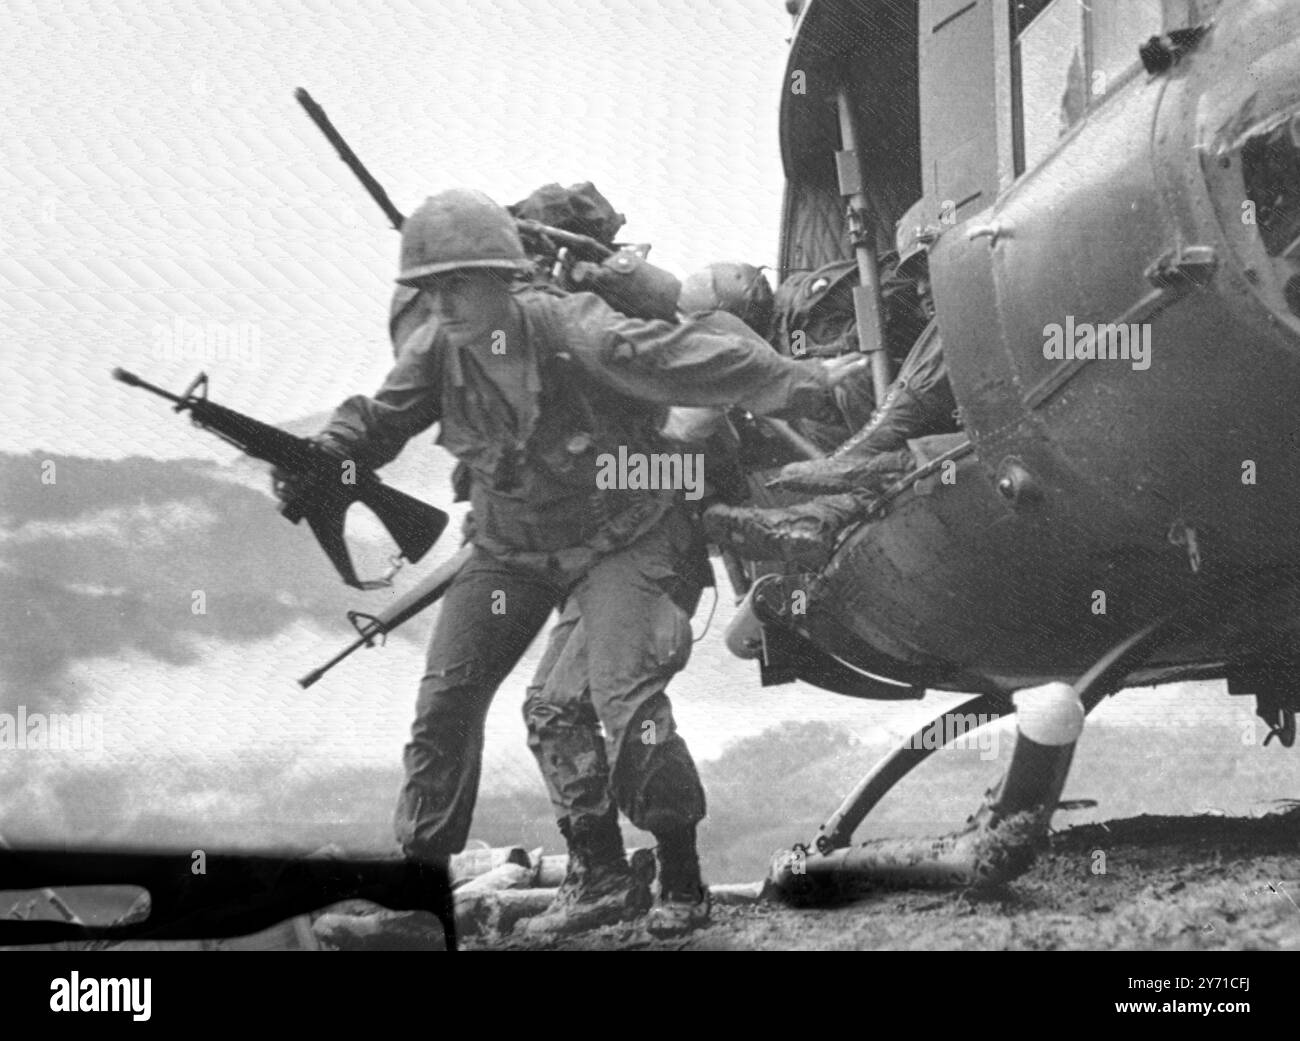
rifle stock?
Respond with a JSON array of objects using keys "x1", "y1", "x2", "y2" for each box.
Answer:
[
  {"x1": 353, "y1": 480, "x2": 447, "y2": 571},
  {"x1": 113, "y1": 368, "x2": 448, "y2": 589}
]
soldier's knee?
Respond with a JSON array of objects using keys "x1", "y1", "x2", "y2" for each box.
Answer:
[
  {"x1": 590, "y1": 604, "x2": 692, "y2": 731},
  {"x1": 523, "y1": 688, "x2": 599, "y2": 739},
  {"x1": 419, "y1": 655, "x2": 483, "y2": 697},
  {"x1": 649, "y1": 594, "x2": 694, "y2": 675},
  {"x1": 412, "y1": 660, "x2": 493, "y2": 742},
  {"x1": 604, "y1": 690, "x2": 674, "y2": 758},
  {"x1": 522, "y1": 688, "x2": 559, "y2": 734}
]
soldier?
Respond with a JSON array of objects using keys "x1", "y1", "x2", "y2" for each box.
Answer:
[
  {"x1": 678, "y1": 261, "x2": 775, "y2": 338},
  {"x1": 520, "y1": 260, "x2": 778, "y2": 940},
  {"x1": 657, "y1": 260, "x2": 776, "y2": 451},
  {"x1": 703, "y1": 253, "x2": 958, "y2": 570},
  {"x1": 281, "y1": 190, "x2": 866, "y2": 937},
  {"x1": 767, "y1": 251, "x2": 930, "y2": 452}
]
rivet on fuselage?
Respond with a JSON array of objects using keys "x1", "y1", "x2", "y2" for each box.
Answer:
[{"x1": 995, "y1": 457, "x2": 1039, "y2": 505}]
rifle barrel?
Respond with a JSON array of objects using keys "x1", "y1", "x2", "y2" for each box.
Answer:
[
  {"x1": 295, "y1": 88, "x2": 406, "y2": 231},
  {"x1": 294, "y1": 89, "x2": 616, "y2": 262},
  {"x1": 298, "y1": 635, "x2": 368, "y2": 689},
  {"x1": 112, "y1": 368, "x2": 185, "y2": 406}
]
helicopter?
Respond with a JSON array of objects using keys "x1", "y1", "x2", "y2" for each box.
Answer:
[
  {"x1": 3, "y1": 0, "x2": 1298, "y2": 946},
  {"x1": 725, "y1": 0, "x2": 1300, "y2": 899}
]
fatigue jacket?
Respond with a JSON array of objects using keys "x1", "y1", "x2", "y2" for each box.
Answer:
[{"x1": 324, "y1": 288, "x2": 832, "y2": 578}]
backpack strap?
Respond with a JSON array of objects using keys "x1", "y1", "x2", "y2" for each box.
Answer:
[
  {"x1": 526, "y1": 290, "x2": 569, "y2": 365},
  {"x1": 524, "y1": 292, "x2": 600, "y2": 426}
]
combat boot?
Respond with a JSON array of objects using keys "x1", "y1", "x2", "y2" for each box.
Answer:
[
  {"x1": 702, "y1": 493, "x2": 866, "y2": 569},
  {"x1": 519, "y1": 813, "x2": 650, "y2": 938},
  {"x1": 645, "y1": 825, "x2": 711, "y2": 938},
  {"x1": 768, "y1": 447, "x2": 915, "y2": 495}
]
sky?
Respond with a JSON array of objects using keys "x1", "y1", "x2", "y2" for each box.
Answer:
[{"x1": 3, "y1": 0, "x2": 794, "y2": 458}]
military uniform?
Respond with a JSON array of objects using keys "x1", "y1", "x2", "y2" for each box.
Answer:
[
  {"x1": 320, "y1": 289, "x2": 832, "y2": 863},
  {"x1": 704, "y1": 317, "x2": 958, "y2": 568}
]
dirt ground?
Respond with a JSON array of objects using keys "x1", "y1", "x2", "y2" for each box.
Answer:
[
  {"x1": 468, "y1": 809, "x2": 1300, "y2": 951},
  {"x1": 12, "y1": 807, "x2": 1299, "y2": 951}
]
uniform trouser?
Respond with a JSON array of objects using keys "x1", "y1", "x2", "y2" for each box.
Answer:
[
  {"x1": 838, "y1": 319, "x2": 956, "y2": 457},
  {"x1": 394, "y1": 507, "x2": 708, "y2": 862}
]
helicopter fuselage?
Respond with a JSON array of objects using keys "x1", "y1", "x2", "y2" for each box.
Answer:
[{"x1": 784, "y1": 0, "x2": 1300, "y2": 693}]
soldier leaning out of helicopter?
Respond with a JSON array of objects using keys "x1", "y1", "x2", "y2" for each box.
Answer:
[{"x1": 703, "y1": 243, "x2": 961, "y2": 570}]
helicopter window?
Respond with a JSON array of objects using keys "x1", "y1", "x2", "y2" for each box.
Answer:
[
  {"x1": 919, "y1": 0, "x2": 1004, "y2": 222},
  {"x1": 1014, "y1": 0, "x2": 1085, "y2": 175},
  {"x1": 1010, "y1": 0, "x2": 1056, "y2": 37},
  {"x1": 1242, "y1": 119, "x2": 1300, "y2": 258},
  {"x1": 1013, "y1": 2, "x2": 1184, "y2": 177},
  {"x1": 1090, "y1": 1, "x2": 1163, "y2": 96}
]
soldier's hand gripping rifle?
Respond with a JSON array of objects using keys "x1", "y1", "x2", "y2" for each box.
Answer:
[{"x1": 112, "y1": 368, "x2": 449, "y2": 590}]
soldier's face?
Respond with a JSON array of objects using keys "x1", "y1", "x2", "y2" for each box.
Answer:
[
  {"x1": 916, "y1": 276, "x2": 935, "y2": 320},
  {"x1": 419, "y1": 271, "x2": 512, "y2": 349}
]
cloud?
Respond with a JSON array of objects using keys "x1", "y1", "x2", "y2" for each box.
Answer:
[{"x1": 0, "y1": 452, "x2": 391, "y2": 708}]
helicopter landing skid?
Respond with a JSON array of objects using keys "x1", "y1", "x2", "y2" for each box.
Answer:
[{"x1": 766, "y1": 612, "x2": 1186, "y2": 905}]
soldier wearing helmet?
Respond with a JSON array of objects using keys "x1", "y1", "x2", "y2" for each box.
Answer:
[
  {"x1": 289, "y1": 189, "x2": 867, "y2": 938},
  {"x1": 678, "y1": 261, "x2": 776, "y2": 339},
  {"x1": 660, "y1": 261, "x2": 776, "y2": 449},
  {"x1": 702, "y1": 225, "x2": 959, "y2": 570}
]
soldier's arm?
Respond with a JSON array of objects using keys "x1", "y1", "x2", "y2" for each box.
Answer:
[
  {"x1": 318, "y1": 322, "x2": 443, "y2": 469},
  {"x1": 557, "y1": 293, "x2": 842, "y2": 419}
]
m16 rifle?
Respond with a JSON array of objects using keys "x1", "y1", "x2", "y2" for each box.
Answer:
[
  {"x1": 288, "y1": 88, "x2": 818, "y2": 669},
  {"x1": 112, "y1": 368, "x2": 448, "y2": 590},
  {"x1": 295, "y1": 87, "x2": 613, "y2": 261},
  {"x1": 298, "y1": 544, "x2": 473, "y2": 688},
  {"x1": 295, "y1": 87, "x2": 683, "y2": 321}
]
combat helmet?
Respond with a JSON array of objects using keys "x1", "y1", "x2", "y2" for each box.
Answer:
[
  {"x1": 894, "y1": 196, "x2": 938, "y2": 280},
  {"x1": 678, "y1": 262, "x2": 776, "y2": 337},
  {"x1": 397, "y1": 188, "x2": 534, "y2": 285}
]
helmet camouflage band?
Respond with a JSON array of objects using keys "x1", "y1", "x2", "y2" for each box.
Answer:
[{"x1": 397, "y1": 188, "x2": 534, "y2": 285}]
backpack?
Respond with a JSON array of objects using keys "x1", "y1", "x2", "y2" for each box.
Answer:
[{"x1": 506, "y1": 182, "x2": 626, "y2": 246}]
